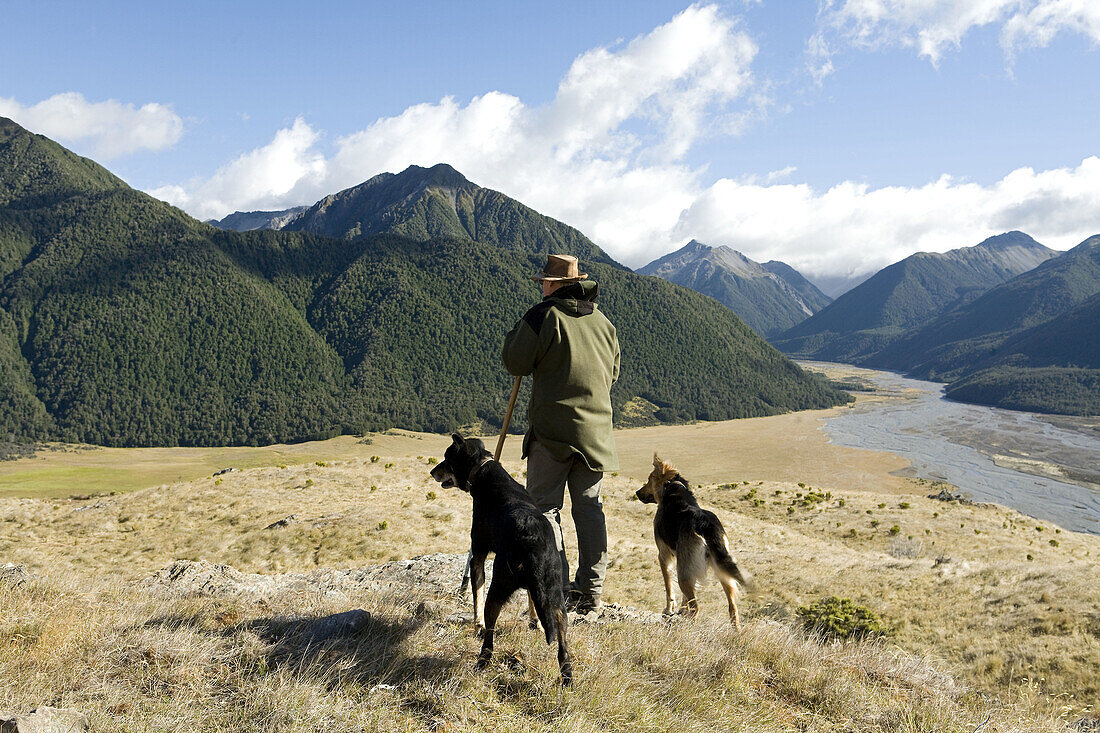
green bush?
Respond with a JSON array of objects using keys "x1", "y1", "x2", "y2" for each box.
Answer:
[{"x1": 796, "y1": 596, "x2": 887, "y2": 640}]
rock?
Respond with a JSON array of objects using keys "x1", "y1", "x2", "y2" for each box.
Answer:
[
  {"x1": 0, "y1": 563, "x2": 32, "y2": 588},
  {"x1": 141, "y1": 553, "x2": 487, "y2": 601},
  {"x1": 212, "y1": 467, "x2": 237, "y2": 476},
  {"x1": 0, "y1": 706, "x2": 90, "y2": 732},
  {"x1": 415, "y1": 600, "x2": 444, "y2": 618},
  {"x1": 302, "y1": 609, "x2": 371, "y2": 642},
  {"x1": 1072, "y1": 718, "x2": 1100, "y2": 731},
  {"x1": 264, "y1": 515, "x2": 297, "y2": 530},
  {"x1": 570, "y1": 602, "x2": 674, "y2": 626},
  {"x1": 141, "y1": 560, "x2": 281, "y2": 599},
  {"x1": 927, "y1": 488, "x2": 976, "y2": 505}
]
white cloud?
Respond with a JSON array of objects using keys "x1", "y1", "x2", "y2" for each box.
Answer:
[
  {"x1": 675, "y1": 156, "x2": 1100, "y2": 290},
  {"x1": 0, "y1": 92, "x2": 182, "y2": 158},
  {"x1": 150, "y1": 117, "x2": 325, "y2": 217},
  {"x1": 149, "y1": 2, "x2": 1100, "y2": 292},
  {"x1": 811, "y1": 0, "x2": 1100, "y2": 70},
  {"x1": 153, "y1": 3, "x2": 759, "y2": 252}
]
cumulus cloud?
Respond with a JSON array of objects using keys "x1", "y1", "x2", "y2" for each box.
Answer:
[
  {"x1": 675, "y1": 156, "x2": 1100, "y2": 292},
  {"x1": 150, "y1": 2, "x2": 1100, "y2": 291},
  {"x1": 811, "y1": 0, "x2": 1100, "y2": 70},
  {"x1": 153, "y1": 3, "x2": 758, "y2": 256},
  {"x1": 150, "y1": 117, "x2": 325, "y2": 217},
  {"x1": 0, "y1": 92, "x2": 182, "y2": 158}
]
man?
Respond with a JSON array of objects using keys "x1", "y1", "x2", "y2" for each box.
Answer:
[{"x1": 502, "y1": 254, "x2": 620, "y2": 614}]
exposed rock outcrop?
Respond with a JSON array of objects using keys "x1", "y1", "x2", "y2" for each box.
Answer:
[
  {"x1": 0, "y1": 563, "x2": 32, "y2": 588},
  {"x1": 141, "y1": 553, "x2": 479, "y2": 601},
  {"x1": 0, "y1": 706, "x2": 90, "y2": 733},
  {"x1": 142, "y1": 554, "x2": 676, "y2": 626}
]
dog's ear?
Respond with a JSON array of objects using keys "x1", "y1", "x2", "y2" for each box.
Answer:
[
  {"x1": 652, "y1": 453, "x2": 662, "y2": 469},
  {"x1": 451, "y1": 433, "x2": 464, "y2": 446}
]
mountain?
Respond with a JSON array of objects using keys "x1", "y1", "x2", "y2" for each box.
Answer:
[
  {"x1": 761, "y1": 260, "x2": 833, "y2": 312},
  {"x1": 868, "y1": 236, "x2": 1100, "y2": 415},
  {"x1": 772, "y1": 232, "x2": 1057, "y2": 363},
  {"x1": 877, "y1": 236, "x2": 1100, "y2": 380},
  {"x1": 637, "y1": 240, "x2": 831, "y2": 337},
  {"x1": 207, "y1": 207, "x2": 307, "y2": 231},
  {"x1": 277, "y1": 163, "x2": 616, "y2": 266},
  {"x1": 0, "y1": 118, "x2": 848, "y2": 446},
  {"x1": 941, "y1": 292, "x2": 1100, "y2": 416}
]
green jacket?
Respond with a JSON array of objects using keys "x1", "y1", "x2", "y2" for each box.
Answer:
[{"x1": 502, "y1": 280, "x2": 620, "y2": 472}]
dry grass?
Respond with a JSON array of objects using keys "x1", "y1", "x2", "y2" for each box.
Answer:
[
  {"x1": 0, "y1": 568, "x2": 1076, "y2": 732},
  {"x1": 1, "y1": 446, "x2": 1097, "y2": 730}
]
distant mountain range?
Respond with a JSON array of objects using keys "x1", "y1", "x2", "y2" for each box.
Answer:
[
  {"x1": 773, "y1": 231, "x2": 1099, "y2": 415},
  {"x1": 206, "y1": 207, "x2": 307, "y2": 231},
  {"x1": 637, "y1": 240, "x2": 831, "y2": 337},
  {"x1": 0, "y1": 117, "x2": 847, "y2": 447},
  {"x1": 773, "y1": 232, "x2": 1056, "y2": 362}
]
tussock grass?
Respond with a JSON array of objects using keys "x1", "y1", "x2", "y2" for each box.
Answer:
[
  {"x1": 0, "y1": 570, "x2": 1074, "y2": 732},
  {"x1": 1, "y1": 451, "x2": 1097, "y2": 729}
]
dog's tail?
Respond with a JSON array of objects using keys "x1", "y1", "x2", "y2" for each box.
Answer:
[
  {"x1": 695, "y1": 511, "x2": 752, "y2": 590},
  {"x1": 528, "y1": 582, "x2": 559, "y2": 645}
]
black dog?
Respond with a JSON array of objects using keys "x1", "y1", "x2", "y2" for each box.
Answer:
[{"x1": 430, "y1": 433, "x2": 572, "y2": 684}]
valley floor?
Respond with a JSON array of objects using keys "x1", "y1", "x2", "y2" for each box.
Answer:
[{"x1": 1, "y1": 417, "x2": 1097, "y2": 730}]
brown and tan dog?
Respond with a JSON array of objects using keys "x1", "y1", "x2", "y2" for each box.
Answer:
[{"x1": 636, "y1": 454, "x2": 751, "y2": 628}]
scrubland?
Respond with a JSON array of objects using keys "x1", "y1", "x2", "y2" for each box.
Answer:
[{"x1": 1, "y1": 433, "x2": 1096, "y2": 731}]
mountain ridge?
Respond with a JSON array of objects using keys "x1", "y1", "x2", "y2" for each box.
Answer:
[
  {"x1": 638, "y1": 239, "x2": 831, "y2": 337},
  {"x1": 773, "y1": 231, "x2": 1057, "y2": 363}
]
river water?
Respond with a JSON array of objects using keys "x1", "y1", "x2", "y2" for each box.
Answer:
[{"x1": 808, "y1": 364, "x2": 1100, "y2": 535}]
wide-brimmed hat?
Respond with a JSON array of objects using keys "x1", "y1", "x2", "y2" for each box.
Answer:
[{"x1": 530, "y1": 254, "x2": 588, "y2": 282}]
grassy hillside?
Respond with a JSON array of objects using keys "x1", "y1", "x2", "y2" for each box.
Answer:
[
  {"x1": 0, "y1": 118, "x2": 847, "y2": 447},
  {"x1": 1, "y1": 445, "x2": 1093, "y2": 731}
]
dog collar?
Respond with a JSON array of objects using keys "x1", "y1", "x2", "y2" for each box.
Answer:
[{"x1": 464, "y1": 455, "x2": 494, "y2": 489}]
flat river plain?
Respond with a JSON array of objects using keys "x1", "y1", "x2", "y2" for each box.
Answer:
[{"x1": 806, "y1": 362, "x2": 1100, "y2": 534}]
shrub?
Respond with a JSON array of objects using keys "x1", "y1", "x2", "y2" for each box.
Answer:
[
  {"x1": 898, "y1": 502, "x2": 910, "y2": 509},
  {"x1": 426, "y1": 457, "x2": 438, "y2": 465},
  {"x1": 376, "y1": 520, "x2": 388, "y2": 530},
  {"x1": 888, "y1": 525, "x2": 901, "y2": 536},
  {"x1": 315, "y1": 461, "x2": 327, "y2": 467},
  {"x1": 796, "y1": 597, "x2": 887, "y2": 640},
  {"x1": 370, "y1": 456, "x2": 380, "y2": 463}
]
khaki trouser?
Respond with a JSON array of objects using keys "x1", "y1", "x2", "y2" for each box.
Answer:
[{"x1": 525, "y1": 439, "x2": 607, "y2": 598}]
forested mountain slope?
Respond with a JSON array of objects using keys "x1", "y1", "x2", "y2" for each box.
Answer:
[{"x1": 0, "y1": 118, "x2": 848, "y2": 446}]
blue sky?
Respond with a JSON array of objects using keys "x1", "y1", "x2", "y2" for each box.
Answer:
[{"x1": 3, "y1": 1, "x2": 1099, "y2": 292}]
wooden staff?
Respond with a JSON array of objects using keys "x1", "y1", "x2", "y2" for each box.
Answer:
[
  {"x1": 494, "y1": 376, "x2": 523, "y2": 460},
  {"x1": 461, "y1": 375, "x2": 523, "y2": 594}
]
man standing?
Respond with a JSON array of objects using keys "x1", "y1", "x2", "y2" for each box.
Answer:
[{"x1": 502, "y1": 254, "x2": 620, "y2": 614}]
